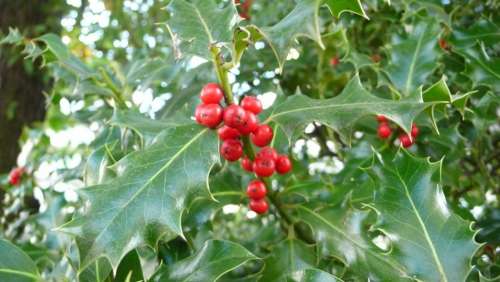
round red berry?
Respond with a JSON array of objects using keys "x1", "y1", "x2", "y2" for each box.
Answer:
[
  {"x1": 276, "y1": 155, "x2": 292, "y2": 174},
  {"x1": 399, "y1": 134, "x2": 413, "y2": 148},
  {"x1": 330, "y1": 56, "x2": 340, "y2": 67},
  {"x1": 378, "y1": 124, "x2": 392, "y2": 139},
  {"x1": 249, "y1": 199, "x2": 268, "y2": 214},
  {"x1": 411, "y1": 123, "x2": 419, "y2": 138},
  {"x1": 223, "y1": 105, "x2": 247, "y2": 128},
  {"x1": 200, "y1": 83, "x2": 224, "y2": 104},
  {"x1": 237, "y1": 111, "x2": 258, "y2": 135},
  {"x1": 241, "y1": 157, "x2": 253, "y2": 172},
  {"x1": 251, "y1": 124, "x2": 273, "y2": 147},
  {"x1": 246, "y1": 180, "x2": 267, "y2": 200},
  {"x1": 253, "y1": 157, "x2": 275, "y2": 177},
  {"x1": 9, "y1": 167, "x2": 23, "y2": 186},
  {"x1": 218, "y1": 125, "x2": 241, "y2": 140},
  {"x1": 220, "y1": 139, "x2": 243, "y2": 162},
  {"x1": 256, "y1": 147, "x2": 278, "y2": 161},
  {"x1": 195, "y1": 104, "x2": 223, "y2": 128},
  {"x1": 241, "y1": 96, "x2": 262, "y2": 115},
  {"x1": 376, "y1": 115, "x2": 388, "y2": 123}
]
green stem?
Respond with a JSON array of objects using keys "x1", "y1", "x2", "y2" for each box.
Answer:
[{"x1": 99, "y1": 67, "x2": 126, "y2": 108}]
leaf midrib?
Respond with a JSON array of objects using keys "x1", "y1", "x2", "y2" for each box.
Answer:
[
  {"x1": 0, "y1": 269, "x2": 40, "y2": 281},
  {"x1": 87, "y1": 128, "x2": 209, "y2": 258},
  {"x1": 405, "y1": 27, "x2": 427, "y2": 94},
  {"x1": 395, "y1": 172, "x2": 448, "y2": 281}
]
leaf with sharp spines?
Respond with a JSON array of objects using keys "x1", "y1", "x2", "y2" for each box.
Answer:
[
  {"x1": 266, "y1": 75, "x2": 439, "y2": 143},
  {"x1": 151, "y1": 240, "x2": 258, "y2": 282},
  {"x1": 260, "y1": 238, "x2": 317, "y2": 282},
  {"x1": 370, "y1": 151, "x2": 478, "y2": 282},
  {"x1": 454, "y1": 43, "x2": 500, "y2": 92},
  {"x1": 294, "y1": 205, "x2": 411, "y2": 281},
  {"x1": 166, "y1": 0, "x2": 239, "y2": 60},
  {"x1": 324, "y1": 0, "x2": 368, "y2": 19},
  {"x1": 59, "y1": 124, "x2": 220, "y2": 271},
  {"x1": 384, "y1": 20, "x2": 441, "y2": 95},
  {"x1": 0, "y1": 239, "x2": 42, "y2": 282},
  {"x1": 450, "y1": 18, "x2": 500, "y2": 48}
]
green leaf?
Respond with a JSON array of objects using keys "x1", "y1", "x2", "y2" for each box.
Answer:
[
  {"x1": 166, "y1": 0, "x2": 238, "y2": 60},
  {"x1": 36, "y1": 34, "x2": 96, "y2": 79},
  {"x1": 114, "y1": 250, "x2": 144, "y2": 282},
  {"x1": 151, "y1": 240, "x2": 258, "y2": 282},
  {"x1": 247, "y1": 0, "x2": 324, "y2": 72},
  {"x1": 59, "y1": 124, "x2": 220, "y2": 270},
  {"x1": 260, "y1": 238, "x2": 317, "y2": 281},
  {"x1": 295, "y1": 205, "x2": 410, "y2": 281},
  {"x1": 324, "y1": 0, "x2": 368, "y2": 19},
  {"x1": 0, "y1": 239, "x2": 41, "y2": 282},
  {"x1": 370, "y1": 151, "x2": 478, "y2": 281},
  {"x1": 454, "y1": 44, "x2": 500, "y2": 92},
  {"x1": 287, "y1": 268, "x2": 342, "y2": 282},
  {"x1": 0, "y1": 27, "x2": 23, "y2": 45},
  {"x1": 385, "y1": 20, "x2": 440, "y2": 95},
  {"x1": 267, "y1": 75, "x2": 436, "y2": 142},
  {"x1": 450, "y1": 19, "x2": 500, "y2": 48}
]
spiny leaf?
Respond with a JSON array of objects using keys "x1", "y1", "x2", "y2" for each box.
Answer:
[
  {"x1": 267, "y1": 75, "x2": 438, "y2": 143},
  {"x1": 385, "y1": 20, "x2": 440, "y2": 95},
  {"x1": 0, "y1": 239, "x2": 42, "y2": 282},
  {"x1": 260, "y1": 238, "x2": 317, "y2": 281},
  {"x1": 454, "y1": 44, "x2": 500, "y2": 92},
  {"x1": 151, "y1": 240, "x2": 258, "y2": 282},
  {"x1": 0, "y1": 27, "x2": 23, "y2": 45},
  {"x1": 324, "y1": 0, "x2": 368, "y2": 19},
  {"x1": 59, "y1": 124, "x2": 219, "y2": 270},
  {"x1": 166, "y1": 0, "x2": 238, "y2": 60},
  {"x1": 287, "y1": 268, "x2": 342, "y2": 282},
  {"x1": 450, "y1": 19, "x2": 500, "y2": 48},
  {"x1": 295, "y1": 205, "x2": 411, "y2": 281},
  {"x1": 370, "y1": 151, "x2": 478, "y2": 282}
]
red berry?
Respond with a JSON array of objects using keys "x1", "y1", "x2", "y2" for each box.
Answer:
[
  {"x1": 241, "y1": 96, "x2": 262, "y2": 115},
  {"x1": 246, "y1": 180, "x2": 267, "y2": 200},
  {"x1": 220, "y1": 139, "x2": 243, "y2": 162},
  {"x1": 276, "y1": 155, "x2": 292, "y2": 174},
  {"x1": 439, "y1": 38, "x2": 449, "y2": 50},
  {"x1": 223, "y1": 105, "x2": 247, "y2": 128},
  {"x1": 200, "y1": 83, "x2": 224, "y2": 104},
  {"x1": 241, "y1": 157, "x2": 253, "y2": 172},
  {"x1": 376, "y1": 115, "x2": 388, "y2": 123},
  {"x1": 237, "y1": 111, "x2": 258, "y2": 135},
  {"x1": 251, "y1": 124, "x2": 273, "y2": 147},
  {"x1": 399, "y1": 134, "x2": 413, "y2": 148},
  {"x1": 378, "y1": 124, "x2": 392, "y2": 139},
  {"x1": 330, "y1": 56, "x2": 340, "y2": 67},
  {"x1": 195, "y1": 104, "x2": 223, "y2": 128},
  {"x1": 371, "y1": 54, "x2": 381, "y2": 63},
  {"x1": 218, "y1": 125, "x2": 241, "y2": 140},
  {"x1": 253, "y1": 157, "x2": 275, "y2": 177},
  {"x1": 8, "y1": 167, "x2": 23, "y2": 186},
  {"x1": 256, "y1": 147, "x2": 278, "y2": 161},
  {"x1": 249, "y1": 199, "x2": 268, "y2": 214},
  {"x1": 411, "y1": 123, "x2": 419, "y2": 138}
]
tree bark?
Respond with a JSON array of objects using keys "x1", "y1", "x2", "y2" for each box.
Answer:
[{"x1": 0, "y1": 1, "x2": 65, "y2": 173}]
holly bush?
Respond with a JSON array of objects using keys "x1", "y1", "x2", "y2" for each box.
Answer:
[{"x1": 0, "y1": 0, "x2": 499, "y2": 281}]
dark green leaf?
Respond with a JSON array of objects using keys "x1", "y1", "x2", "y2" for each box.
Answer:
[{"x1": 0, "y1": 239, "x2": 41, "y2": 282}]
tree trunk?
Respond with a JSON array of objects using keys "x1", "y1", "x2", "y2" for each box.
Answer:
[{"x1": 0, "y1": 1, "x2": 65, "y2": 173}]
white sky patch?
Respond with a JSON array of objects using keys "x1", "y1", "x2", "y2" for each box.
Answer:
[
  {"x1": 286, "y1": 48, "x2": 300, "y2": 60},
  {"x1": 222, "y1": 204, "x2": 240, "y2": 214},
  {"x1": 255, "y1": 41, "x2": 265, "y2": 50},
  {"x1": 187, "y1": 56, "x2": 208, "y2": 70}
]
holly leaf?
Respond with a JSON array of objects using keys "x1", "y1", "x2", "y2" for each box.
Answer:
[
  {"x1": 287, "y1": 268, "x2": 342, "y2": 282},
  {"x1": 260, "y1": 238, "x2": 317, "y2": 281},
  {"x1": 324, "y1": 0, "x2": 368, "y2": 19},
  {"x1": 0, "y1": 239, "x2": 42, "y2": 282},
  {"x1": 454, "y1": 44, "x2": 500, "y2": 92},
  {"x1": 295, "y1": 205, "x2": 410, "y2": 281},
  {"x1": 151, "y1": 240, "x2": 258, "y2": 282},
  {"x1": 370, "y1": 151, "x2": 478, "y2": 281},
  {"x1": 385, "y1": 20, "x2": 440, "y2": 95},
  {"x1": 166, "y1": 0, "x2": 238, "y2": 60},
  {"x1": 59, "y1": 124, "x2": 220, "y2": 270},
  {"x1": 450, "y1": 19, "x2": 500, "y2": 48},
  {"x1": 247, "y1": 0, "x2": 324, "y2": 72},
  {"x1": 266, "y1": 75, "x2": 438, "y2": 143}
]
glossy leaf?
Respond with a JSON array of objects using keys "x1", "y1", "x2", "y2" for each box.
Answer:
[
  {"x1": 385, "y1": 20, "x2": 440, "y2": 95},
  {"x1": 166, "y1": 0, "x2": 238, "y2": 60},
  {"x1": 151, "y1": 240, "x2": 258, "y2": 282},
  {"x1": 59, "y1": 124, "x2": 219, "y2": 270},
  {"x1": 324, "y1": 0, "x2": 368, "y2": 19},
  {"x1": 450, "y1": 19, "x2": 500, "y2": 48},
  {"x1": 287, "y1": 268, "x2": 342, "y2": 282},
  {"x1": 370, "y1": 151, "x2": 478, "y2": 281},
  {"x1": 454, "y1": 44, "x2": 500, "y2": 92},
  {"x1": 0, "y1": 239, "x2": 41, "y2": 282}
]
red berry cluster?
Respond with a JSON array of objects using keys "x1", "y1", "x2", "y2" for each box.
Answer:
[
  {"x1": 8, "y1": 167, "x2": 24, "y2": 186},
  {"x1": 195, "y1": 83, "x2": 293, "y2": 215},
  {"x1": 376, "y1": 115, "x2": 419, "y2": 148}
]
